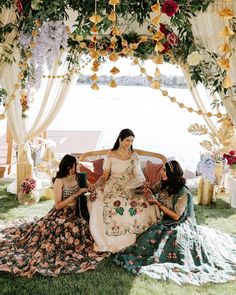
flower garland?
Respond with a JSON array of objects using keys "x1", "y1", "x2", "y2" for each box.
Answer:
[{"x1": 1, "y1": 0, "x2": 234, "y2": 115}]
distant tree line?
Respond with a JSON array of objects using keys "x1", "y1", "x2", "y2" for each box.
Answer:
[{"x1": 77, "y1": 74, "x2": 187, "y2": 88}]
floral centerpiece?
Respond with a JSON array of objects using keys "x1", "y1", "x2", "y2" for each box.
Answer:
[
  {"x1": 223, "y1": 150, "x2": 236, "y2": 169},
  {"x1": 18, "y1": 178, "x2": 40, "y2": 205}
]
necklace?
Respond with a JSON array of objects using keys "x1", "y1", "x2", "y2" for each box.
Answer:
[
  {"x1": 118, "y1": 148, "x2": 130, "y2": 159},
  {"x1": 65, "y1": 174, "x2": 76, "y2": 181}
]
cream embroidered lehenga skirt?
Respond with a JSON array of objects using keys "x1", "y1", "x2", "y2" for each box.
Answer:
[{"x1": 88, "y1": 156, "x2": 160, "y2": 253}]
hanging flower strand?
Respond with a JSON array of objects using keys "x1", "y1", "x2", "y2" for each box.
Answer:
[
  {"x1": 218, "y1": 0, "x2": 234, "y2": 89},
  {"x1": 89, "y1": 0, "x2": 102, "y2": 90},
  {"x1": 108, "y1": 0, "x2": 121, "y2": 88}
]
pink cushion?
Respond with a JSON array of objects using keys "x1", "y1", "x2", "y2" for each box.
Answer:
[
  {"x1": 79, "y1": 158, "x2": 104, "y2": 184},
  {"x1": 145, "y1": 160, "x2": 163, "y2": 186}
]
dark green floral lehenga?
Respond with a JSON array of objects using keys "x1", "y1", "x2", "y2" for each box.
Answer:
[
  {"x1": 114, "y1": 187, "x2": 236, "y2": 285},
  {"x1": 0, "y1": 183, "x2": 106, "y2": 278}
]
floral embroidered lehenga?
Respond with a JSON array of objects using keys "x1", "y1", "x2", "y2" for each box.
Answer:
[
  {"x1": 114, "y1": 187, "x2": 236, "y2": 285},
  {"x1": 88, "y1": 152, "x2": 160, "y2": 253},
  {"x1": 0, "y1": 182, "x2": 105, "y2": 278}
]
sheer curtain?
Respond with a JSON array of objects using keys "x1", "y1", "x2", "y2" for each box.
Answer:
[
  {"x1": 190, "y1": 0, "x2": 236, "y2": 127},
  {"x1": 1, "y1": 51, "x2": 76, "y2": 192}
]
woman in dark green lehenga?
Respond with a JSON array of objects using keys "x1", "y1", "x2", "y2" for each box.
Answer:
[{"x1": 114, "y1": 160, "x2": 236, "y2": 285}]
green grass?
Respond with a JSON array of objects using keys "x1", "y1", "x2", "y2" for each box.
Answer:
[{"x1": 0, "y1": 182, "x2": 236, "y2": 295}]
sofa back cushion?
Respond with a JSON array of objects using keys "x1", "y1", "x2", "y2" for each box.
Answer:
[
  {"x1": 79, "y1": 158, "x2": 104, "y2": 184},
  {"x1": 145, "y1": 160, "x2": 163, "y2": 187}
]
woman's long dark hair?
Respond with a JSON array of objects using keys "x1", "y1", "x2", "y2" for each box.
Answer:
[
  {"x1": 55, "y1": 154, "x2": 77, "y2": 179},
  {"x1": 161, "y1": 160, "x2": 186, "y2": 195},
  {"x1": 111, "y1": 129, "x2": 135, "y2": 151}
]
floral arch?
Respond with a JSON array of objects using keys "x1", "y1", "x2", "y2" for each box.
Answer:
[{"x1": 0, "y1": 0, "x2": 236, "y2": 189}]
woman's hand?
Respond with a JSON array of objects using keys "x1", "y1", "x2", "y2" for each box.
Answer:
[
  {"x1": 88, "y1": 184, "x2": 96, "y2": 192},
  {"x1": 147, "y1": 197, "x2": 157, "y2": 206},
  {"x1": 89, "y1": 192, "x2": 97, "y2": 202},
  {"x1": 76, "y1": 188, "x2": 88, "y2": 197}
]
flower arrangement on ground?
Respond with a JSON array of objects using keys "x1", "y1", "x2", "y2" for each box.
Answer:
[
  {"x1": 18, "y1": 178, "x2": 40, "y2": 205},
  {"x1": 223, "y1": 150, "x2": 236, "y2": 168}
]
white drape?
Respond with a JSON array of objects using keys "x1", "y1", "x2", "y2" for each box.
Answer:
[
  {"x1": 0, "y1": 51, "x2": 75, "y2": 192},
  {"x1": 190, "y1": 0, "x2": 236, "y2": 126},
  {"x1": 0, "y1": 8, "x2": 17, "y2": 74},
  {"x1": 181, "y1": 67, "x2": 220, "y2": 138}
]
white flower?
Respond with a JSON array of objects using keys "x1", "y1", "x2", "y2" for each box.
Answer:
[{"x1": 187, "y1": 51, "x2": 203, "y2": 66}]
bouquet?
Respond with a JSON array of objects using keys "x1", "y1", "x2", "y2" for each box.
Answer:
[
  {"x1": 20, "y1": 178, "x2": 36, "y2": 194},
  {"x1": 223, "y1": 150, "x2": 236, "y2": 167}
]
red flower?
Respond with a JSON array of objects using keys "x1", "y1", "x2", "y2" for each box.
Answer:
[
  {"x1": 159, "y1": 23, "x2": 169, "y2": 35},
  {"x1": 15, "y1": 0, "x2": 23, "y2": 14},
  {"x1": 113, "y1": 200, "x2": 121, "y2": 207},
  {"x1": 167, "y1": 33, "x2": 178, "y2": 46},
  {"x1": 161, "y1": 0, "x2": 179, "y2": 17},
  {"x1": 130, "y1": 200, "x2": 138, "y2": 207},
  {"x1": 161, "y1": 42, "x2": 170, "y2": 54},
  {"x1": 229, "y1": 150, "x2": 235, "y2": 156},
  {"x1": 141, "y1": 202, "x2": 148, "y2": 208}
]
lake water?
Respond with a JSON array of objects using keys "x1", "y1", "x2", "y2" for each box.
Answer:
[{"x1": 49, "y1": 85, "x2": 207, "y2": 172}]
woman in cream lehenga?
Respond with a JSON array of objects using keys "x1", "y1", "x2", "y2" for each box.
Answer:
[{"x1": 88, "y1": 129, "x2": 160, "y2": 253}]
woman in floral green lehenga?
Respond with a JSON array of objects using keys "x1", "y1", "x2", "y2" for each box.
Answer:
[
  {"x1": 0, "y1": 154, "x2": 106, "y2": 278},
  {"x1": 114, "y1": 160, "x2": 236, "y2": 285}
]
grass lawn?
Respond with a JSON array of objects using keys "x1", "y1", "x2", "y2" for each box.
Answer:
[{"x1": 0, "y1": 182, "x2": 236, "y2": 295}]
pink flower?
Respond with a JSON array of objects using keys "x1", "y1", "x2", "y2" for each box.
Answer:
[
  {"x1": 161, "y1": 0, "x2": 179, "y2": 17},
  {"x1": 15, "y1": 0, "x2": 23, "y2": 14},
  {"x1": 167, "y1": 33, "x2": 178, "y2": 46}
]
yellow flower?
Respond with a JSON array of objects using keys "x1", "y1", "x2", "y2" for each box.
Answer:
[
  {"x1": 218, "y1": 8, "x2": 234, "y2": 19},
  {"x1": 155, "y1": 42, "x2": 165, "y2": 52},
  {"x1": 151, "y1": 3, "x2": 161, "y2": 14},
  {"x1": 140, "y1": 35, "x2": 148, "y2": 42},
  {"x1": 110, "y1": 67, "x2": 120, "y2": 75},
  {"x1": 109, "y1": 0, "x2": 120, "y2": 5},
  {"x1": 90, "y1": 74, "x2": 98, "y2": 81},
  {"x1": 109, "y1": 79, "x2": 117, "y2": 88},
  {"x1": 130, "y1": 43, "x2": 139, "y2": 50},
  {"x1": 91, "y1": 82, "x2": 99, "y2": 90},
  {"x1": 79, "y1": 42, "x2": 87, "y2": 49},
  {"x1": 89, "y1": 49, "x2": 99, "y2": 59},
  {"x1": 152, "y1": 31, "x2": 165, "y2": 42},
  {"x1": 152, "y1": 55, "x2": 163, "y2": 64},
  {"x1": 219, "y1": 26, "x2": 234, "y2": 37},
  {"x1": 89, "y1": 15, "x2": 103, "y2": 24},
  {"x1": 108, "y1": 10, "x2": 116, "y2": 22},
  {"x1": 155, "y1": 67, "x2": 161, "y2": 77},
  {"x1": 217, "y1": 58, "x2": 230, "y2": 70},
  {"x1": 112, "y1": 26, "x2": 121, "y2": 36},
  {"x1": 74, "y1": 35, "x2": 83, "y2": 42},
  {"x1": 91, "y1": 25, "x2": 98, "y2": 33},
  {"x1": 218, "y1": 42, "x2": 232, "y2": 53},
  {"x1": 150, "y1": 80, "x2": 160, "y2": 89},
  {"x1": 151, "y1": 16, "x2": 161, "y2": 26},
  {"x1": 223, "y1": 75, "x2": 233, "y2": 88},
  {"x1": 109, "y1": 52, "x2": 119, "y2": 62}
]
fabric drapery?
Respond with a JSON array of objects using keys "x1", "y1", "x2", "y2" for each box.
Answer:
[
  {"x1": 189, "y1": 0, "x2": 236, "y2": 127},
  {"x1": 0, "y1": 7, "x2": 17, "y2": 74},
  {"x1": 0, "y1": 50, "x2": 74, "y2": 192}
]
